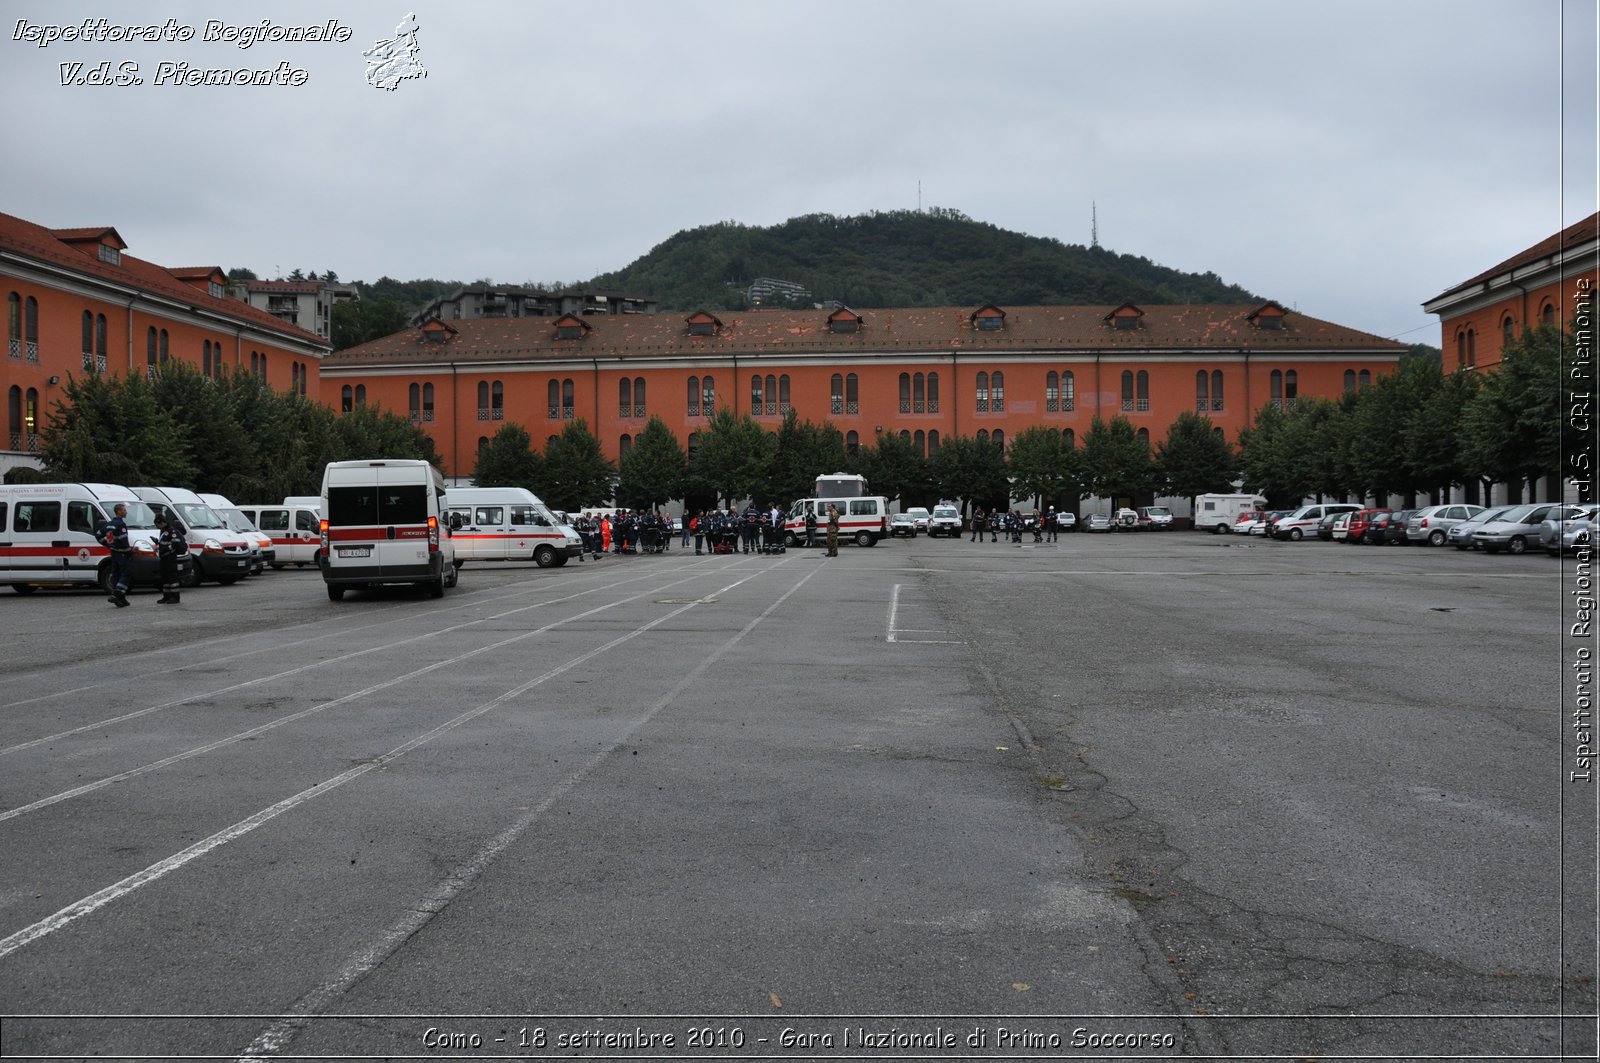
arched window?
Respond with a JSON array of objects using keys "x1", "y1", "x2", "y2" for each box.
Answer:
[
  {"x1": 1136, "y1": 427, "x2": 1150, "y2": 445},
  {"x1": 913, "y1": 373, "x2": 925, "y2": 412},
  {"x1": 899, "y1": 373, "x2": 911, "y2": 413},
  {"x1": 203, "y1": 339, "x2": 213, "y2": 379},
  {"x1": 914, "y1": 430, "x2": 926, "y2": 456},
  {"x1": 687, "y1": 432, "x2": 701, "y2": 457},
  {"x1": 478, "y1": 436, "x2": 488, "y2": 454},
  {"x1": 620, "y1": 377, "x2": 633, "y2": 416},
  {"x1": 1503, "y1": 316, "x2": 1515, "y2": 346},
  {"x1": 928, "y1": 430, "x2": 940, "y2": 454},
  {"x1": 1063, "y1": 428, "x2": 1075, "y2": 448},
  {"x1": 1359, "y1": 369, "x2": 1371, "y2": 388},
  {"x1": 927, "y1": 372, "x2": 940, "y2": 412},
  {"x1": 778, "y1": 375, "x2": 790, "y2": 412},
  {"x1": 764, "y1": 374, "x2": 777, "y2": 415},
  {"x1": 1457, "y1": 331, "x2": 1467, "y2": 368},
  {"x1": 6, "y1": 293, "x2": 19, "y2": 352},
  {"x1": 1466, "y1": 329, "x2": 1476, "y2": 367},
  {"x1": 751, "y1": 374, "x2": 764, "y2": 411},
  {"x1": 991, "y1": 371, "x2": 1005, "y2": 411},
  {"x1": 1195, "y1": 370, "x2": 1209, "y2": 411},
  {"x1": 354, "y1": 384, "x2": 366, "y2": 407},
  {"x1": 341, "y1": 385, "x2": 353, "y2": 413},
  {"x1": 82, "y1": 311, "x2": 93, "y2": 357},
  {"x1": 1135, "y1": 370, "x2": 1149, "y2": 411},
  {"x1": 292, "y1": 362, "x2": 300, "y2": 394},
  {"x1": 409, "y1": 382, "x2": 421, "y2": 419},
  {"x1": 899, "y1": 429, "x2": 911, "y2": 444},
  {"x1": 147, "y1": 327, "x2": 158, "y2": 369},
  {"x1": 422, "y1": 383, "x2": 434, "y2": 421},
  {"x1": 633, "y1": 377, "x2": 645, "y2": 416},
  {"x1": 1542, "y1": 302, "x2": 1557, "y2": 327},
  {"x1": 975, "y1": 372, "x2": 990, "y2": 412},
  {"x1": 160, "y1": 329, "x2": 169, "y2": 364},
  {"x1": 23, "y1": 387, "x2": 38, "y2": 440},
  {"x1": 830, "y1": 373, "x2": 844, "y2": 414},
  {"x1": 555, "y1": 380, "x2": 567, "y2": 419},
  {"x1": 1062, "y1": 370, "x2": 1075, "y2": 411},
  {"x1": 1270, "y1": 369, "x2": 1284, "y2": 407},
  {"x1": 619, "y1": 434, "x2": 632, "y2": 457},
  {"x1": 701, "y1": 375, "x2": 716, "y2": 413},
  {"x1": 1211, "y1": 370, "x2": 1223, "y2": 411},
  {"x1": 1344, "y1": 369, "x2": 1356, "y2": 392},
  {"x1": 687, "y1": 376, "x2": 701, "y2": 416},
  {"x1": 24, "y1": 297, "x2": 38, "y2": 359},
  {"x1": 1284, "y1": 370, "x2": 1297, "y2": 409},
  {"x1": 493, "y1": 381, "x2": 503, "y2": 420},
  {"x1": 977, "y1": 429, "x2": 989, "y2": 444},
  {"x1": 1047, "y1": 371, "x2": 1060, "y2": 411},
  {"x1": 6, "y1": 386, "x2": 20, "y2": 441},
  {"x1": 1121, "y1": 370, "x2": 1134, "y2": 411},
  {"x1": 846, "y1": 430, "x2": 859, "y2": 453},
  {"x1": 992, "y1": 429, "x2": 1005, "y2": 450},
  {"x1": 844, "y1": 373, "x2": 858, "y2": 412}
]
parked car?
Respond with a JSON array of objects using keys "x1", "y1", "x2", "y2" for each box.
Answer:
[
  {"x1": 1472, "y1": 503, "x2": 1579, "y2": 555},
  {"x1": 1135, "y1": 506, "x2": 1174, "y2": 530},
  {"x1": 1329, "y1": 512, "x2": 1353, "y2": 542},
  {"x1": 1361, "y1": 511, "x2": 1402, "y2": 544},
  {"x1": 927, "y1": 504, "x2": 963, "y2": 537},
  {"x1": 1446, "y1": 505, "x2": 1516, "y2": 550},
  {"x1": 1271, "y1": 502, "x2": 1362, "y2": 541},
  {"x1": 1054, "y1": 510, "x2": 1077, "y2": 532},
  {"x1": 1405, "y1": 503, "x2": 1486, "y2": 547},
  {"x1": 904, "y1": 507, "x2": 932, "y2": 533},
  {"x1": 1541, "y1": 504, "x2": 1597, "y2": 555},
  {"x1": 1231, "y1": 510, "x2": 1267, "y2": 535},
  {"x1": 1251, "y1": 510, "x2": 1292, "y2": 536},
  {"x1": 1316, "y1": 511, "x2": 1344, "y2": 541},
  {"x1": 1083, "y1": 512, "x2": 1113, "y2": 532},
  {"x1": 889, "y1": 511, "x2": 919, "y2": 538},
  {"x1": 1113, "y1": 507, "x2": 1139, "y2": 530},
  {"x1": 1381, "y1": 510, "x2": 1416, "y2": 545},
  {"x1": 1345, "y1": 509, "x2": 1387, "y2": 544}
]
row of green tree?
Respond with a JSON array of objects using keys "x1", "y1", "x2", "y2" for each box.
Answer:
[{"x1": 13, "y1": 362, "x2": 438, "y2": 498}]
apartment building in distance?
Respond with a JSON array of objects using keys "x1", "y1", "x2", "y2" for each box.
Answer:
[
  {"x1": 230, "y1": 277, "x2": 360, "y2": 342},
  {"x1": 408, "y1": 287, "x2": 659, "y2": 327}
]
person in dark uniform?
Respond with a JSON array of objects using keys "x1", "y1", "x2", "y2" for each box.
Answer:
[
  {"x1": 970, "y1": 506, "x2": 985, "y2": 543},
  {"x1": 155, "y1": 512, "x2": 186, "y2": 604},
  {"x1": 804, "y1": 503, "x2": 818, "y2": 548},
  {"x1": 1045, "y1": 506, "x2": 1059, "y2": 543},
  {"x1": 741, "y1": 504, "x2": 760, "y2": 554},
  {"x1": 693, "y1": 510, "x2": 706, "y2": 555},
  {"x1": 825, "y1": 503, "x2": 840, "y2": 557},
  {"x1": 100, "y1": 503, "x2": 133, "y2": 607}
]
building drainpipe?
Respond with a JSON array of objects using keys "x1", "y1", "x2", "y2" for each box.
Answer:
[
  {"x1": 449, "y1": 362, "x2": 458, "y2": 481},
  {"x1": 592, "y1": 358, "x2": 600, "y2": 440},
  {"x1": 950, "y1": 350, "x2": 958, "y2": 436},
  {"x1": 732, "y1": 353, "x2": 739, "y2": 417},
  {"x1": 125, "y1": 296, "x2": 137, "y2": 372},
  {"x1": 1242, "y1": 349, "x2": 1250, "y2": 422}
]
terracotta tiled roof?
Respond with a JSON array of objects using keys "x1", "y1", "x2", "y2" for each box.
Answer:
[
  {"x1": 325, "y1": 304, "x2": 1405, "y2": 369},
  {"x1": 1432, "y1": 211, "x2": 1600, "y2": 300},
  {"x1": 239, "y1": 279, "x2": 325, "y2": 294},
  {"x1": 0, "y1": 211, "x2": 328, "y2": 349}
]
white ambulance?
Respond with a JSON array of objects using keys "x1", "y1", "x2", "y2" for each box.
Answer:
[
  {"x1": 783, "y1": 495, "x2": 890, "y2": 547},
  {"x1": 319, "y1": 459, "x2": 458, "y2": 601},
  {"x1": 443, "y1": 487, "x2": 583, "y2": 568},
  {"x1": 198, "y1": 492, "x2": 272, "y2": 574},
  {"x1": 236, "y1": 500, "x2": 323, "y2": 568},
  {"x1": 0, "y1": 482, "x2": 191, "y2": 594},
  {"x1": 132, "y1": 486, "x2": 254, "y2": 585}
]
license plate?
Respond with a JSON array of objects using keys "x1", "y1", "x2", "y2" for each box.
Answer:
[{"x1": 338, "y1": 547, "x2": 371, "y2": 558}]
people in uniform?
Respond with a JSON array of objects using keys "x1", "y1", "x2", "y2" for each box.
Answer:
[
  {"x1": 693, "y1": 510, "x2": 707, "y2": 554},
  {"x1": 970, "y1": 506, "x2": 986, "y2": 543},
  {"x1": 155, "y1": 512, "x2": 186, "y2": 604},
  {"x1": 825, "y1": 503, "x2": 840, "y2": 557},
  {"x1": 99, "y1": 502, "x2": 134, "y2": 606},
  {"x1": 804, "y1": 503, "x2": 818, "y2": 548},
  {"x1": 741, "y1": 503, "x2": 760, "y2": 554}
]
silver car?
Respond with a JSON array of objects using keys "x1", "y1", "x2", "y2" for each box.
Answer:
[
  {"x1": 1472, "y1": 503, "x2": 1582, "y2": 555},
  {"x1": 1446, "y1": 505, "x2": 1516, "y2": 550},
  {"x1": 1405, "y1": 503, "x2": 1485, "y2": 546},
  {"x1": 1542, "y1": 504, "x2": 1597, "y2": 555}
]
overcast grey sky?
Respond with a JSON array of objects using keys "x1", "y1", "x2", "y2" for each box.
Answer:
[{"x1": 4, "y1": 0, "x2": 1595, "y2": 344}]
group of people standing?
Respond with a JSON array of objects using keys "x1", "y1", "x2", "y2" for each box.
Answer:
[
  {"x1": 967, "y1": 506, "x2": 1062, "y2": 544},
  {"x1": 570, "y1": 502, "x2": 846, "y2": 562},
  {"x1": 571, "y1": 510, "x2": 676, "y2": 559},
  {"x1": 98, "y1": 502, "x2": 187, "y2": 607}
]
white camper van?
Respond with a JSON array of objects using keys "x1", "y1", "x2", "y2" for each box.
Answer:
[
  {"x1": 443, "y1": 487, "x2": 582, "y2": 567},
  {"x1": 319, "y1": 459, "x2": 457, "y2": 601},
  {"x1": 1194, "y1": 493, "x2": 1269, "y2": 534},
  {"x1": 132, "y1": 486, "x2": 254, "y2": 585}
]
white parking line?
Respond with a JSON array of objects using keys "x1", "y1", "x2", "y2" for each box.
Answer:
[{"x1": 886, "y1": 582, "x2": 964, "y2": 645}]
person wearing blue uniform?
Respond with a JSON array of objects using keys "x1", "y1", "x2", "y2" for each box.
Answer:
[{"x1": 100, "y1": 503, "x2": 133, "y2": 607}]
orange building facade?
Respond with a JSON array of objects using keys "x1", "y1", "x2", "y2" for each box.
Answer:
[
  {"x1": 1424, "y1": 211, "x2": 1598, "y2": 374},
  {"x1": 1, "y1": 211, "x2": 330, "y2": 478},
  {"x1": 323, "y1": 301, "x2": 1407, "y2": 483}
]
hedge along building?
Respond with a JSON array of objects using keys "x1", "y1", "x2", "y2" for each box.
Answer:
[
  {"x1": 320, "y1": 301, "x2": 1408, "y2": 496},
  {"x1": 1, "y1": 211, "x2": 330, "y2": 479}
]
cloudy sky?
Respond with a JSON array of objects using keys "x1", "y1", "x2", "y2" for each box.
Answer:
[{"x1": 4, "y1": 0, "x2": 1594, "y2": 345}]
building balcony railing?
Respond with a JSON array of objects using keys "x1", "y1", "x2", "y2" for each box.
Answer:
[
  {"x1": 82, "y1": 351, "x2": 107, "y2": 373},
  {"x1": 1121, "y1": 399, "x2": 1134, "y2": 412},
  {"x1": 1046, "y1": 399, "x2": 1058, "y2": 412},
  {"x1": 6, "y1": 338, "x2": 18, "y2": 359},
  {"x1": 1212, "y1": 399, "x2": 1224, "y2": 412},
  {"x1": 25, "y1": 341, "x2": 38, "y2": 363},
  {"x1": 481, "y1": 408, "x2": 506, "y2": 421},
  {"x1": 831, "y1": 399, "x2": 843, "y2": 415},
  {"x1": 992, "y1": 398, "x2": 1005, "y2": 412},
  {"x1": 1137, "y1": 399, "x2": 1149, "y2": 411},
  {"x1": 9, "y1": 432, "x2": 40, "y2": 452},
  {"x1": 976, "y1": 399, "x2": 989, "y2": 412}
]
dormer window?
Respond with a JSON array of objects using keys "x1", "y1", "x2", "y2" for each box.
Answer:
[
  {"x1": 1248, "y1": 302, "x2": 1289, "y2": 330},
  {"x1": 971, "y1": 305, "x2": 1007, "y2": 331},
  {"x1": 553, "y1": 313, "x2": 591, "y2": 341},
  {"x1": 686, "y1": 310, "x2": 723, "y2": 337},
  {"x1": 828, "y1": 307, "x2": 863, "y2": 334},
  {"x1": 208, "y1": 281, "x2": 224, "y2": 298},
  {"x1": 98, "y1": 244, "x2": 121, "y2": 266},
  {"x1": 1105, "y1": 304, "x2": 1145, "y2": 330},
  {"x1": 419, "y1": 319, "x2": 457, "y2": 344}
]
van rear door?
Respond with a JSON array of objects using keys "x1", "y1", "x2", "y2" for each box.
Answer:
[{"x1": 326, "y1": 482, "x2": 433, "y2": 577}]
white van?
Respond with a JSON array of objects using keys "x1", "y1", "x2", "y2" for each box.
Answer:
[
  {"x1": 1195, "y1": 493, "x2": 1268, "y2": 534},
  {"x1": 0, "y1": 482, "x2": 191, "y2": 594},
  {"x1": 443, "y1": 487, "x2": 582, "y2": 568},
  {"x1": 132, "y1": 486, "x2": 254, "y2": 585},
  {"x1": 320, "y1": 459, "x2": 458, "y2": 601},
  {"x1": 237, "y1": 500, "x2": 322, "y2": 568},
  {"x1": 1270, "y1": 502, "x2": 1361, "y2": 541},
  {"x1": 198, "y1": 493, "x2": 272, "y2": 574},
  {"x1": 783, "y1": 495, "x2": 889, "y2": 547}
]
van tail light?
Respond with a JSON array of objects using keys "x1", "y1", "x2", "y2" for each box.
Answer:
[
  {"x1": 319, "y1": 518, "x2": 329, "y2": 555},
  {"x1": 427, "y1": 515, "x2": 440, "y2": 552}
]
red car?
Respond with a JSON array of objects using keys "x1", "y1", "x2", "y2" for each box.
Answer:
[{"x1": 1344, "y1": 508, "x2": 1388, "y2": 544}]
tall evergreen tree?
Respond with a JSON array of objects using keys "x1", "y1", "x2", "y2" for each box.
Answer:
[
  {"x1": 541, "y1": 419, "x2": 615, "y2": 511},
  {"x1": 1079, "y1": 416, "x2": 1154, "y2": 506},
  {"x1": 617, "y1": 416, "x2": 686, "y2": 510},
  {"x1": 1155, "y1": 411, "x2": 1238, "y2": 512},
  {"x1": 471, "y1": 423, "x2": 543, "y2": 489},
  {"x1": 686, "y1": 407, "x2": 774, "y2": 507},
  {"x1": 1006, "y1": 425, "x2": 1076, "y2": 509}
]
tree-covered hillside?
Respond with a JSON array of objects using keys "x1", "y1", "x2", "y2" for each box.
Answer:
[{"x1": 587, "y1": 208, "x2": 1261, "y2": 310}]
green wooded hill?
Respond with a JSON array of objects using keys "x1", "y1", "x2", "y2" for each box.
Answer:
[{"x1": 586, "y1": 208, "x2": 1261, "y2": 311}]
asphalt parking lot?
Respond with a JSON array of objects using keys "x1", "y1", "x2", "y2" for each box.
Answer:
[{"x1": 0, "y1": 531, "x2": 1592, "y2": 1060}]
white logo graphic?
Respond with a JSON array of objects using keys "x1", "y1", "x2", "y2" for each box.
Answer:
[{"x1": 363, "y1": 13, "x2": 425, "y2": 91}]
